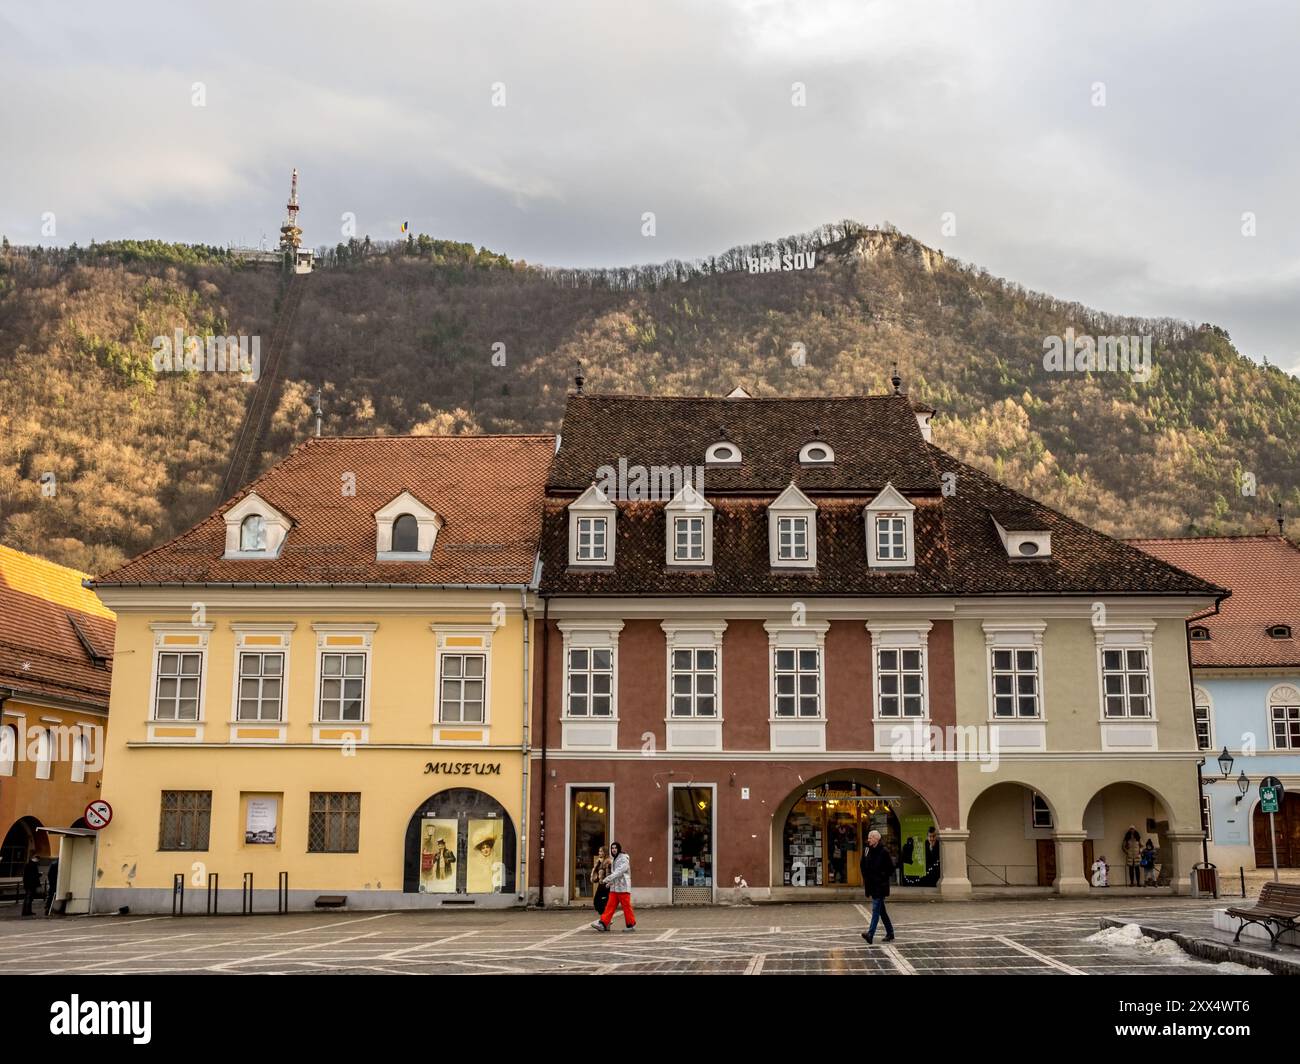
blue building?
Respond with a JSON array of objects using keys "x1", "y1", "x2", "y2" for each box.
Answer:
[{"x1": 1133, "y1": 535, "x2": 1300, "y2": 872}]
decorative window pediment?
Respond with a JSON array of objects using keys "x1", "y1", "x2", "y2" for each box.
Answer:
[
  {"x1": 665, "y1": 484, "x2": 714, "y2": 567},
  {"x1": 223, "y1": 492, "x2": 291, "y2": 559},
  {"x1": 375, "y1": 491, "x2": 441, "y2": 561},
  {"x1": 865, "y1": 482, "x2": 915, "y2": 569},
  {"x1": 768, "y1": 482, "x2": 817, "y2": 568},
  {"x1": 568, "y1": 483, "x2": 615, "y2": 567}
]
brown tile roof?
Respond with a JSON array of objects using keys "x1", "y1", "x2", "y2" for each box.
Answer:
[
  {"x1": 549, "y1": 393, "x2": 941, "y2": 494},
  {"x1": 537, "y1": 392, "x2": 1224, "y2": 598},
  {"x1": 1130, "y1": 536, "x2": 1300, "y2": 667},
  {"x1": 95, "y1": 435, "x2": 556, "y2": 587},
  {"x1": 0, "y1": 546, "x2": 114, "y2": 710}
]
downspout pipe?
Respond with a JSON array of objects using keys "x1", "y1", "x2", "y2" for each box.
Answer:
[{"x1": 517, "y1": 587, "x2": 531, "y2": 904}]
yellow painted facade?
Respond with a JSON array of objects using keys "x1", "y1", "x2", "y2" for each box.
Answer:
[{"x1": 93, "y1": 590, "x2": 533, "y2": 912}]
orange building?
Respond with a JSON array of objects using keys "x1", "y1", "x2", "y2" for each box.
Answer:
[{"x1": 0, "y1": 546, "x2": 114, "y2": 898}]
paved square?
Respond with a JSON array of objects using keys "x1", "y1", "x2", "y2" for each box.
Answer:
[{"x1": 0, "y1": 896, "x2": 1272, "y2": 975}]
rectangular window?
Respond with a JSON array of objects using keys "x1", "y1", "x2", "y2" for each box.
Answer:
[
  {"x1": 159, "y1": 790, "x2": 212, "y2": 851},
  {"x1": 877, "y1": 648, "x2": 925, "y2": 717},
  {"x1": 1102, "y1": 648, "x2": 1151, "y2": 717},
  {"x1": 991, "y1": 648, "x2": 1040, "y2": 718},
  {"x1": 439, "y1": 653, "x2": 486, "y2": 723},
  {"x1": 670, "y1": 648, "x2": 718, "y2": 717},
  {"x1": 319, "y1": 652, "x2": 367, "y2": 721},
  {"x1": 1031, "y1": 793, "x2": 1053, "y2": 829},
  {"x1": 576, "y1": 517, "x2": 607, "y2": 561},
  {"x1": 674, "y1": 516, "x2": 705, "y2": 562},
  {"x1": 1193, "y1": 702, "x2": 1212, "y2": 750},
  {"x1": 237, "y1": 652, "x2": 285, "y2": 721},
  {"x1": 1200, "y1": 794, "x2": 1213, "y2": 841},
  {"x1": 1272, "y1": 704, "x2": 1300, "y2": 749},
  {"x1": 567, "y1": 647, "x2": 613, "y2": 717},
  {"x1": 154, "y1": 651, "x2": 203, "y2": 720},
  {"x1": 309, "y1": 792, "x2": 361, "y2": 853},
  {"x1": 774, "y1": 647, "x2": 820, "y2": 717},
  {"x1": 777, "y1": 516, "x2": 808, "y2": 561},
  {"x1": 875, "y1": 516, "x2": 906, "y2": 560}
]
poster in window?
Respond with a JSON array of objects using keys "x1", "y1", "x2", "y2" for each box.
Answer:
[
  {"x1": 467, "y1": 818, "x2": 505, "y2": 893},
  {"x1": 900, "y1": 813, "x2": 934, "y2": 881},
  {"x1": 245, "y1": 796, "x2": 279, "y2": 845},
  {"x1": 419, "y1": 818, "x2": 458, "y2": 893}
]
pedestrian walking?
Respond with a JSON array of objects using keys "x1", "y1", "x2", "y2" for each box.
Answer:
[
  {"x1": 1122, "y1": 826, "x2": 1142, "y2": 886},
  {"x1": 591, "y1": 845, "x2": 611, "y2": 914},
  {"x1": 859, "y1": 829, "x2": 895, "y2": 945},
  {"x1": 20, "y1": 855, "x2": 41, "y2": 917},
  {"x1": 44, "y1": 857, "x2": 60, "y2": 916},
  {"x1": 591, "y1": 841, "x2": 636, "y2": 932}
]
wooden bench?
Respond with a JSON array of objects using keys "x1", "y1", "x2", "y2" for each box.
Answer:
[
  {"x1": 0, "y1": 878, "x2": 22, "y2": 904},
  {"x1": 1225, "y1": 882, "x2": 1300, "y2": 948}
]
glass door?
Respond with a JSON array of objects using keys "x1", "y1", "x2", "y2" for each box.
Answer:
[
  {"x1": 570, "y1": 788, "x2": 610, "y2": 900},
  {"x1": 671, "y1": 785, "x2": 714, "y2": 904}
]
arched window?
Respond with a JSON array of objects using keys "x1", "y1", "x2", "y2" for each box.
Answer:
[
  {"x1": 392, "y1": 513, "x2": 419, "y2": 553},
  {"x1": 0, "y1": 724, "x2": 16, "y2": 776},
  {"x1": 240, "y1": 514, "x2": 266, "y2": 552},
  {"x1": 705, "y1": 441, "x2": 741, "y2": 465}
]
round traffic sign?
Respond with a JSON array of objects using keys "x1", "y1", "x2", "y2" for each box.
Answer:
[{"x1": 84, "y1": 799, "x2": 112, "y2": 830}]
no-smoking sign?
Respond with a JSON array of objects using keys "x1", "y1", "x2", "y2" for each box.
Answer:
[{"x1": 84, "y1": 799, "x2": 113, "y2": 830}]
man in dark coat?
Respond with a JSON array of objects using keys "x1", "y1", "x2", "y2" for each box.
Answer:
[
  {"x1": 859, "y1": 829, "x2": 895, "y2": 944},
  {"x1": 44, "y1": 857, "x2": 60, "y2": 915},
  {"x1": 21, "y1": 855, "x2": 42, "y2": 917}
]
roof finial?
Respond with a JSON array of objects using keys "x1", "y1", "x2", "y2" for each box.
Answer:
[
  {"x1": 891, "y1": 362, "x2": 903, "y2": 395},
  {"x1": 574, "y1": 363, "x2": 585, "y2": 394},
  {"x1": 313, "y1": 387, "x2": 323, "y2": 438},
  {"x1": 1278, "y1": 501, "x2": 1286, "y2": 537}
]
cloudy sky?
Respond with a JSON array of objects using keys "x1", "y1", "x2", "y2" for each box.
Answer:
[{"x1": 2, "y1": 0, "x2": 1297, "y2": 368}]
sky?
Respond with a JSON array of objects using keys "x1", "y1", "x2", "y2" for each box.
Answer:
[{"x1": 2, "y1": 0, "x2": 1297, "y2": 370}]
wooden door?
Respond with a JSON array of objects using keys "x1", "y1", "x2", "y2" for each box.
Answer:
[
  {"x1": 1255, "y1": 794, "x2": 1300, "y2": 868},
  {"x1": 1036, "y1": 839, "x2": 1056, "y2": 887},
  {"x1": 1083, "y1": 839, "x2": 1095, "y2": 881}
]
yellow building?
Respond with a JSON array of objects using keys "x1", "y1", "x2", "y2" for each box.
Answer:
[{"x1": 90, "y1": 435, "x2": 553, "y2": 912}]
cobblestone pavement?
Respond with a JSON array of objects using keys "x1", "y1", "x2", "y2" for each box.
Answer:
[{"x1": 0, "y1": 896, "x2": 1271, "y2": 975}]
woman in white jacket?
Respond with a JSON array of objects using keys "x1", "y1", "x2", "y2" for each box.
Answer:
[{"x1": 591, "y1": 841, "x2": 637, "y2": 932}]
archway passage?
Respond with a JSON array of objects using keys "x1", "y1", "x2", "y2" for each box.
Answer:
[
  {"x1": 0, "y1": 817, "x2": 43, "y2": 877},
  {"x1": 402, "y1": 789, "x2": 516, "y2": 896},
  {"x1": 1082, "y1": 782, "x2": 1173, "y2": 888},
  {"x1": 1255, "y1": 794, "x2": 1300, "y2": 868},
  {"x1": 778, "y1": 774, "x2": 939, "y2": 890},
  {"x1": 965, "y1": 782, "x2": 1058, "y2": 887}
]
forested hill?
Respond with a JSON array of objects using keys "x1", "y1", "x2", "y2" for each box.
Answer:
[{"x1": 1, "y1": 224, "x2": 1296, "y2": 574}]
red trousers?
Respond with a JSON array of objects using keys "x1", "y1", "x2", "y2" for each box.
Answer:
[{"x1": 600, "y1": 891, "x2": 636, "y2": 927}]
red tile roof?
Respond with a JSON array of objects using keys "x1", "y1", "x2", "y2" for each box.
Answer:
[
  {"x1": 0, "y1": 546, "x2": 114, "y2": 710},
  {"x1": 1129, "y1": 536, "x2": 1300, "y2": 667},
  {"x1": 94, "y1": 435, "x2": 556, "y2": 587}
]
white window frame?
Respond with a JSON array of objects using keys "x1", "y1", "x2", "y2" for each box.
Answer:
[
  {"x1": 235, "y1": 651, "x2": 287, "y2": 722},
  {"x1": 375, "y1": 490, "x2": 441, "y2": 561},
  {"x1": 311, "y1": 624, "x2": 376, "y2": 742},
  {"x1": 558, "y1": 622, "x2": 623, "y2": 751},
  {"x1": 1093, "y1": 622, "x2": 1158, "y2": 723},
  {"x1": 1100, "y1": 646, "x2": 1154, "y2": 719},
  {"x1": 1267, "y1": 684, "x2": 1300, "y2": 750},
  {"x1": 665, "y1": 483, "x2": 714, "y2": 567},
  {"x1": 705, "y1": 441, "x2": 741, "y2": 465},
  {"x1": 1192, "y1": 686, "x2": 1214, "y2": 751},
  {"x1": 438, "y1": 652, "x2": 489, "y2": 724},
  {"x1": 662, "y1": 622, "x2": 725, "y2": 721},
  {"x1": 1201, "y1": 793, "x2": 1213, "y2": 841},
  {"x1": 798, "y1": 441, "x2": 835, "y2": 464},
  {"x1": 222, "y1": 492, "x2": 291, "y2": 559},
  {"x1": 227, "y1": 623, "x2": 295, "y2": 742},
  {"x1": 765, "y1": 621, "x2": 828, "y2": 751},
  {"x1": 983, "y1": 622, "x2": 1046, "y2": 721},
  {"x1": 768, "y1": 483, "x2": 817, "y2": 569},
  {"x1": 869, "y1": 622, "x2": 932, "y2": 721},
  {"x1": 430, "y1": 625, "x2": 496, "y2": 742},
  {"x1": 864, "y1": 482, "x2": 915, "y2": 570},
  {"x1": 568, "y1": 484, "x2": 616, "y2": 568}
]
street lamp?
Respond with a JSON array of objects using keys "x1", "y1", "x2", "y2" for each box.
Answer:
[
  {"x1": 1217, "y1": 746, "x2": 1234, "y2": 778},
  {"x1": 1234, "y1": 770, "x2": 1250, "y2": 804}
]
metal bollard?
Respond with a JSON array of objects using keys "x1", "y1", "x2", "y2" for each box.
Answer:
[
  {"x1": 207, "y1": 872, "x2": 219, "y2": 915},
  {"x1": 278, "y1": 871, "x2": 288, "y2": 914},
  {"x1": 242, "y1": 872, "x2": 253, "y2": 914},
  {"x1": 172, "y1": 873, "x2": 184, "y2": 916}
]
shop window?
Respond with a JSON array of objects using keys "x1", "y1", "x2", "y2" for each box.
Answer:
[
  {"x1": 671, "y1": 786, "x2": 714, "y2": 903},
  {"x1": 403, "y1": 788, "x2": 516, "y2": 895},
  {"x1": 309, "y1": 792, "x2": 361, "y2": 853},
  {"x1": 1101, "y1": 648, "x2": 1151, "y2": 717},
  {"x1": 439, "y1": 653, "x2": 486, "y2": 723},
  {"x1": 783, "y1": 782, "x2": 903, "y2": 888},
  {"x1": 159, "y1": 790, "x2": 212, "y2": 851},
  {"x1": 154, "y1": 651, "x2": 203, "y2": 721},
  {"x1": 570, "y1": 788, "x2": 610, "y2": 901},
  {"x1": 238, "y1": 652, "x2": 285, "y2": 721}
]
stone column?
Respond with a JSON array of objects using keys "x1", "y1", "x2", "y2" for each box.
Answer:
[
  {"x1": 937, "y1": 828, "x2": 972, "y2": 899},
  {"x1": 1053, "y1": 831, "x2": 1090, "y2": 894},
  {"x1": 1164, "y1": 831, "x2": 1207, "y2": 895}
]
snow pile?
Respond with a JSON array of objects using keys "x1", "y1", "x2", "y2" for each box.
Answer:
[{"x1": 1085, "y1": 923, "x2": 1268, "y2": 974}]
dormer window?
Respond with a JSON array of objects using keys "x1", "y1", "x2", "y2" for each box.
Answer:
[
  {"x1": 1189, "y1": 626, "x2": 1211, "y2": 641},
  {"x1": 375, "y1": 491, "x2": 441, "y2": 561},
  {"x1": 768, "y1": 483, "x2": 817, "y2": 569},
  {"x1": 240, "y1": 514, "x2": 266, "y2": 552},
  {"x1": 865, "y1": 483, "x2": 915, "y2": 569},
  {"x1": 568, "y1": 483, "x2": 616, "y2": 568},
  {"x1": 391, "y1": 514, "x2": 419, "y2": 553},
  {"x1": 990, "y1": 510, "x2": 1051, "y2": 560},
  {"x1": 799, "y1": 442, "x2": 835, "y2": 464},
  {"x1": 1269, "y1": 625, "x2": 1293, "y2": 639},
  {"x1": 705, "y1": 442, "x2": 741, "y2": 465},
  {"x1": 222, "y1": 492, "x2": 292, "y2": 560},
  {"x1": 666, "y1": 484, "x2": 714, "y2": 567}
]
